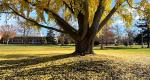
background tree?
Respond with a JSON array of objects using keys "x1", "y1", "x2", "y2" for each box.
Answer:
[
  {"x1": 58, "y1": 33, "x2": 74, "y2": 46},
  {"x1": 102, "y1": 25, "x2": 115, "y2": 46},
  {"x1": 134, "y1": 29, "x2": 150, "y2": 48},
  {"x1": 135, "y1": 18, "x2": 150, "y2": 48},
  {"x1": 136, "y1": 0, "x2": 150, "y2": 48},
  {"x1": 58, "y1": 33, "x2": 65, "y2": 46},
  {"x1": 97, "y1": 24, "x2": 115, "y2": 49},
  {"x1": 125, "y1": 28, "x2": 136, "y2": 47},
  {"x1": 17, "y1": 20, "x2": 35, "y2": 44},
  {"x1": 46, "y1": 29, "x2": 56, "y2": 44},
  {"x1": 0, "y1": 25, "x2": 16, "y2": 44},
  {"x1": 112, "y1": 25, "x2": 123, "y2": 46},
  {"x1": 18, "y1": 21, "x2": 34, "y2": 37},
  {"x1": 0, "y1": 0, "x2": 146, "y2": 55}
]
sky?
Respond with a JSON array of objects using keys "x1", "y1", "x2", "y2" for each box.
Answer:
[
  {"x1": 0, "y1": 0, "x2": 145, "y2": 37},
  {"x1": 0, "y1": 13, "x2": 48, "y2": 36}
]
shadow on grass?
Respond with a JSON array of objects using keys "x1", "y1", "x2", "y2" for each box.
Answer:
[
  {"x1": 0, "y1": 54, "x2": 150, "y2": 79},
  {"x1": 0, "y1": 53, "x2": 75, "y2": 69},
  {"x1": 0, "y1": 54, "x2": 37, "y2": 59},
  {"x1": 2, "y1": 60, "x2": 122, "y2": 79}
]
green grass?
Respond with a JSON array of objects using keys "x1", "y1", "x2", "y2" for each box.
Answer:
[{"x1": 0, "y1": 45, "x2": 150, "y2": 80}]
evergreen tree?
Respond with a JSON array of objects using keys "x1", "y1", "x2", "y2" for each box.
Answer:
[
  {"x1": 135, "y1": 18, "x2": 150, "y2": 48},
  {"x1": 46, "y1": 30, "x2": 56, "y2": 44}
]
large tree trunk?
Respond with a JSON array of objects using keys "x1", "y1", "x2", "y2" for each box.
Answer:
[
  {"x1": 147, "y1": 28, "x2": 150, "y2": 48},
  {"x1": 73, "y1": 37, "x2": 95, "y2": 55}
]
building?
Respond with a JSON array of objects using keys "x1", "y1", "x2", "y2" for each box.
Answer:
[
  {"x1": 7, "y1": 37, "x2": 47, "y2": 44},
  {"x1": 0, "y1": 35, "x2": 56, "y2": 44},
  {"x1": 0, "y1": 36, "x2": 56, "y2": 44},
  {"x1": 0, "y1": 30, "x2": 49, "y2": 44}
]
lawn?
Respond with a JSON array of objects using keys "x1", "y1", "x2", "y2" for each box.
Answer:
[{"x1": 0, "y1": 45, "x2": 150, "y2": 80}]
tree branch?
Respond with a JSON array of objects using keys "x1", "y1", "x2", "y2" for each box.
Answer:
[
  {"x1": 126, "y1": 0, "x2": 147, "y2": 13},
  {"x1": 90, "y1": 0, "x2": 104, "y2": 31},
  {"x1": 8, "y1": 6, "x2": 66, "y2": 33},
  {"x1": 126, "y1": 0, "x2": 140, "y2": 10},
  {"x1": 44, "y1": 8, "x2": 80, "y2": 40},
  {"x1": 23, "y1": 0, "x2": 79, "y2": 40},
  {"x1": 62, "y1": 1, "x2": 74, "y2": 14},
  {"x1": 97, "y1": 4, "x2": 119, "y2": 33},
  {"x1": 87, "y1": 0, "x2": 104, "y2": 40},
  {"x1": 79, "y1": 0, "x2": 90, "y2": 40},
  {"x1": 23, "y1": 0, "x2": 77, "y2": 32}
]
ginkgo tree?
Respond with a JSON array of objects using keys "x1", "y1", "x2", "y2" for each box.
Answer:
[{"x1": 0, "y1": 0, "x2": 146, "y2": 55}]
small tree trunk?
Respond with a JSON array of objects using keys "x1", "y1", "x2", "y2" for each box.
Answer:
[
  {"x1": 73, "y1": 38, "x2": 95, "y2": 55},
  {"x1": 101, "y1": 37, "x2": 104, "y2": 49},
  {"x1": 6, "y1": 39, "x2": 9, "y2": 44},
  {"x1": 105, "y1": 40, "x2": 108, "y2": 46},
  {"x1": 147, "y1": 41, "x2": 150, "y2": 48}
]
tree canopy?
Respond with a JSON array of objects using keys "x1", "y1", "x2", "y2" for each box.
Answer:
[{"x1": 0, "y1": 0, "x2": 139, "y2": 34}]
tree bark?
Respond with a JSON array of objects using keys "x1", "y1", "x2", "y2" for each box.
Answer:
[
  {"x1": 6, "y1": 39, "x2": 9, "y2": 44},
  {"x1": 101, "y1": 36, "x2": 104, "y2": 50},
  {"x1": 147, "y1": 28, "x2": 150, "y2": 48},
  {"x1": 73, "y1": 38, "x2": 95, "y2": 55}
]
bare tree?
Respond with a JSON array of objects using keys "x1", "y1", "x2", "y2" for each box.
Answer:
[
  {"x1": 18, "y1": 21, "x2": 34, "y2": 36},
  {"x1": 0, "y1": 25, "x2": 16, "y2": 44},
  {"x1": 17, "y1": 21, "x2": 34, "y2": 44},
  {"x1": 58, "y1": 33, "x2": 74, "y2": 46},
  {"x1": 97, "y1": 25, "x2": 115, "y2": 49},
  {"x1": 112, "y1": 25, "x2": 124, "y2": 46},
  {"x1": 126, "y1": 29, "x2": 134, "y2": 47}
]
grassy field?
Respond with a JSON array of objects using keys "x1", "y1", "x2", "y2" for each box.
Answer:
[{"x1": 0, "y1": 45, "x2": 150, "y2": 80}]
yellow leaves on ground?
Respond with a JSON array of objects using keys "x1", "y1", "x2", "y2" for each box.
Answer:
[{"x1": 0, "y1": 45, "x2": 150, "y2": 79}]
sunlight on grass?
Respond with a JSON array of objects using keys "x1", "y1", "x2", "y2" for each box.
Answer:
[{"x1": 95, "y1": 48, "x2": 150, "y2": 65}]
